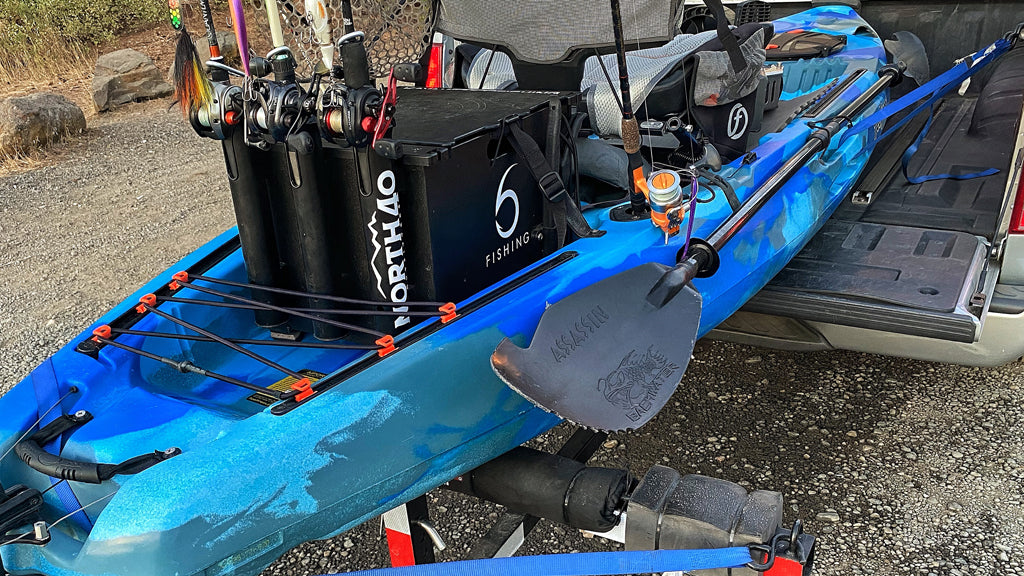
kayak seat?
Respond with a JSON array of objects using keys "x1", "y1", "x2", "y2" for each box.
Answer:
[{"x1": 455, "y1": 23, "x2": 772, "y2": 142}]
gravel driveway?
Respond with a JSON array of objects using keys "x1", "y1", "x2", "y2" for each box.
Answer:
[{"x1": 1, "y1": 100, "x2": 1021, "y2": 576}]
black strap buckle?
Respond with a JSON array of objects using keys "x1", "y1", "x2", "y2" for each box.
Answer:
[
  {"x1": 746, "y1": 534, "x2": 782, "y2": 572},
  {"x1": 537, "y1": 171, "x2": 567, "y2": 203}
]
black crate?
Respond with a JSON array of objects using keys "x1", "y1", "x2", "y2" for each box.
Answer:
[{"x1": 389, "y1": 88, "x2": 578, "y2": 303}]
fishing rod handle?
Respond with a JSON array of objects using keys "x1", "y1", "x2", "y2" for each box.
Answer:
[{"x1": 621, "y1": 117, "x2": 641, "y2": 154}]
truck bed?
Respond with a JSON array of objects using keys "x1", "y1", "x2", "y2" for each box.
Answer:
[{"x1": 716, "y1": 35, "x2": 1024, "y2": 351}]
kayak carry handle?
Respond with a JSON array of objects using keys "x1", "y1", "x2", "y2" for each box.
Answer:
[{"x1": 15, "y1": 411, "x2": 180, "y2": 485}]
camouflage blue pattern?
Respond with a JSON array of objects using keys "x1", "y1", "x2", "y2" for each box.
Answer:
[{"x1": 0, "y1": 6, "x2": 886, "y2": 576}]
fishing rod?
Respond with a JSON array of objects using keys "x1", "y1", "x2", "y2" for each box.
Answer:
[
  {"x1": 608, "y1": 0, "x2": 649, "y2": 218},
  {"x1": 646, "y1": 64, "x2": 905, "y2": 308},
  {"x1": 196, "y1": 0, "x2": 226, "y2": 80}
]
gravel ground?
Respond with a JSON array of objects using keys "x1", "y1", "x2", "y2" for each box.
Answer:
[{"x1": 1, "y1": 100, "x2": 1022, "y2": 576}]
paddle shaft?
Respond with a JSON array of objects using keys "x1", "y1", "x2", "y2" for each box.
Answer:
[
  {"x1": 647, "y1": 65, "x2": 902, "y2": 307},
  {"x1": 707, "y1": 65, "x2": 903, "y2": 251}
]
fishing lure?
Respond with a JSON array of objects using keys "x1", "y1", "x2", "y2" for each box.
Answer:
[
  {"x1": 229, "y1": 0, "x2": 252, "y2": 75},
  {"x1": 169, "y1": 0, "x2": 214, "y2": 117},
  {"x1": 305, "y1": 0, "x2": 335, "y2": 70}
]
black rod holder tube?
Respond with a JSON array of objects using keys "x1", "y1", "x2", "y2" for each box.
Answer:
[
  {"x1": 278, "y1": 130, "x2": 343, "y2": 340},
  {"x1": 223, "y1": 128, "x2": 289, "y2": 328}
]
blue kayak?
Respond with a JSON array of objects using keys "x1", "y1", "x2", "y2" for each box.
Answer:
[{"x1": 0, "y1": 6, "x2": 887, "y2": 576}]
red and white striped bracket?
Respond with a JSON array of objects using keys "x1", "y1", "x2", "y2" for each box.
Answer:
[{"x1": 382, "y1": 504, "x2": 417, "y2": 567}]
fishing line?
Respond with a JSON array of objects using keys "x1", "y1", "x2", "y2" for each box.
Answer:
[{"x1": 0, "y1": 388, "x2": 78, "y2": 465}]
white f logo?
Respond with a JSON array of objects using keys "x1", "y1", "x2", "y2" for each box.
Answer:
[
  {"x1": 496, "y1": 163, "x2": 520, "y2": 239},
  {"x1": 726, "y1": 103, "x2": 749, "y2": 140}
]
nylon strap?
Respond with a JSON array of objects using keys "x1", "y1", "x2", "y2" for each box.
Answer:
[
  {"x1": 318, "y1": 547, "x2": 753, "y2": 576},
  {"x1": 30, "y1": 359, "x2": 93, "y2": 530},
  {"x1": 901, "y1": 104, "x2": 999, "y2": 183},
  {"x1": 701, "y1": 0, "x2": 747, "y2": 73},
  {"x1": 506, "y1": 122, "x2": 603, "y2": 244},
  {"x1": 839, "y1": 37, "x2": 1012, "y2": 148}
]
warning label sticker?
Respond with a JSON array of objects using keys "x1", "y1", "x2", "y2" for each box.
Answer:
[{"x1": 247, "y1": 369, "x2": 326, "y2": 406}]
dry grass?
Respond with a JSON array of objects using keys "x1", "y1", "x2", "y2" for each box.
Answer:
[{"x1": 0, "y1": 139, "x2": 77, "y2": 174}]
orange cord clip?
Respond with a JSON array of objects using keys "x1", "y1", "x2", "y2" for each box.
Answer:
[
  {"x1": 136, "y1": 293, "x2": 157, "y2": 314},
  {"x1": 290, "y1": 378, "x2": 314, "y2": 402},
  {"x1": 91, "y1": 324, "x2": 112, "y2": 343},
  {"x1": 439, "y1": 302, "x2": 458, "y2": 324},
  {"x1": 168, "y1": 271, "x2": 189, "y2": 291},
  {"x1": 376, "y1": 335, "x2": 396, "y2": 358}
]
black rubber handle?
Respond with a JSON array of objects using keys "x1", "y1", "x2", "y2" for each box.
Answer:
[
  {"x1": 15, "y1": 412, "x2": 180, "y2": 485},
  {"x1": 16, "y1": 440, "x2": 102, "y2": 484},
  {"x1": 15, "y1": 412, "x2": 102, "y2": 483}
]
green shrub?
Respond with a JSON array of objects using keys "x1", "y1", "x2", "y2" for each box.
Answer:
[{"x1": 0, "y1": 0, "x2": 165, "y2": 61}]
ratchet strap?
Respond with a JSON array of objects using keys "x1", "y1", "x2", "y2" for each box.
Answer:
[{"x1": 318, "y1": 547, "x2": 756, "y2": 576}]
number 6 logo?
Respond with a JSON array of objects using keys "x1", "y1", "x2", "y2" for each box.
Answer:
[{"x1": 495, "y1": 163, "x2": 520, "y2": 239}]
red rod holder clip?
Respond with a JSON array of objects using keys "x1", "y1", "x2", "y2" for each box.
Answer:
[
  {"x1": 168, "y1": 271, "x2": 189, "y2": 291},
  {"x1": 439, "y1": 303, "x2": 458, "y2": 324},
  {"x1": 376, "y1": 335, "x2": 396, "y2": 358},
  {"x1": 291, "y1": 378, "x2": 314, "y2": 403},
  {"x1": 136, "y1": 293, "x2": 157, "y2": 314},
  {"x1": 91, "y1": 325, "x2": 112, "y2": 343}
]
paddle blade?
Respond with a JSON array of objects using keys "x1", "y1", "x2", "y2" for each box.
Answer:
[{"x1": 492, "y1": 263, "x2": 701, "y2": 432}]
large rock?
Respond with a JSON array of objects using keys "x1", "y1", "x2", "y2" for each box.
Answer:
[
  {"x1": 0, "y1": 93, "x2": 86, "y2": 156},
  {"x1": 92, "y1": 49, "x2": 173, "y2": 112},
  {"x1": 195, "y1": 30, "x2": 241, "y2": 68}
]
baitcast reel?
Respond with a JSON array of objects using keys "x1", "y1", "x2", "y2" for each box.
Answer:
[
  {"x1": 244, "y1": 48, "x2": 311, "y2": 144},
  {"x1": 318, "y1": 32, "x2": 397, "y2": 148},
  {"x1": 189, "y1": 80, "x2": 242, "y2": 141}
]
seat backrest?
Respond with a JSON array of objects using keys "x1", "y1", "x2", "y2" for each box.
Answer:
[{"x1": 434, "y1": 0, "x2": 684, "y2": 89}]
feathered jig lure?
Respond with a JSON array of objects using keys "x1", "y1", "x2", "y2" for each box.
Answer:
[{"x1": 169, "y1": 0, "x2": 214, "y2": 117}]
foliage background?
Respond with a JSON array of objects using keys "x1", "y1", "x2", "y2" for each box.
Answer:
[{"x1": 0, "y1": 0, "x2": 164, "y2": 72}]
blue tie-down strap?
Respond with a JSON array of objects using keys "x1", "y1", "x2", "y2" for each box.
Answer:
[
  {"x1": 317, "y1": 547, "x2": 756, "y2": 576},
  {"x1": 30, "y1": 361, "x2": 93, "y2": 531},
  {"x1": 839, "y1": 36, "x2": 1013, "y2": 149},
  {"x1": 900, "y1": 105, "x2": 999, "y2": 183}
]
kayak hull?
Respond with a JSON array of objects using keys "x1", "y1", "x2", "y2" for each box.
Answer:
[{"x1": 0, "y1": 6, "x2": 886, "y2": 575}]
